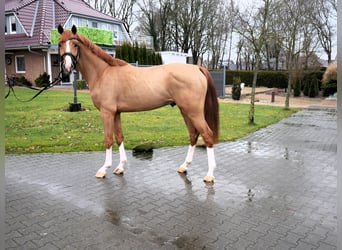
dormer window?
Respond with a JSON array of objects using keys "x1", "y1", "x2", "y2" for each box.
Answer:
[{"x1": 5, "y1": 14, "x2": 24, "y2": 34}]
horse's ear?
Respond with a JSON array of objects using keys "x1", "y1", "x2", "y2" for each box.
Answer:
[
  {"x1": 58, "y1": 24, "x2": 64, "y2": 34},
  {"x1": 71, "y1": 25, "x2": 77, "y2": 35}
]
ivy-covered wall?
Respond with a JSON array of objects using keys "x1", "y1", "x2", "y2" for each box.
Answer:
[{"x1": 50, "y1": 26, "x2": 113, "y2": 45}]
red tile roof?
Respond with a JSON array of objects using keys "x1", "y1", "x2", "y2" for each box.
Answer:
[{"x1": 5, "y1": 0, "x2": 123, "y2": 49}]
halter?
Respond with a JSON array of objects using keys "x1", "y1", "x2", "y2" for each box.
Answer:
[{"x1": 59, "y1": 37, "x2": 81, "y2": 71}]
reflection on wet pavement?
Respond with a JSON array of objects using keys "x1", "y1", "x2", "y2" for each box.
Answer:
[{"x1": 5, "y1": 108, "x2": 337, "y2": 249}]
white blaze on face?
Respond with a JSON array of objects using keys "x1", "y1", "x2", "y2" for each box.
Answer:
[{"x1": 64, "y1": 40, "x2": 73, "y2": 73}]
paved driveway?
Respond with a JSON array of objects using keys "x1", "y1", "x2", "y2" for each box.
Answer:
[{"x1": 5, "y1": 107, "x2": 337, "y2": 249}]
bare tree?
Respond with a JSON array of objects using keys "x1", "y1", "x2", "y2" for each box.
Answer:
[
  {"x1": 310, "y1": 0, "x2": 336, "y2": 63},
  {"x1": 157, "y1": 0, "x2": 173, "y2": 51},
  {"x1": 235, "y1": 0, "x2": 274, "y2": 124},
  {"x1": 191, "y1": 0, "x2": 218, "y2": 66},
  {"x1": 261, "y1": 3, "x2": 283, "y2": 70},
  {"x1": 138, "y1": 0, "x2": 159, "y2": 50},
  {"x1": 206, "y1": 0, "x2": 233, "y2": 69},
  {"x1": 278, "y1": 0, "x2": 307, "y2": 109},
  {"x1": 226, "y1": 0, "x2": 239, "y2": 69},
  {"x1": 301, "y1": 22, "x2": 320, "y2": 69},
  {"x1": 85, "y1": 0, "x2": 137, "y2": 33}
]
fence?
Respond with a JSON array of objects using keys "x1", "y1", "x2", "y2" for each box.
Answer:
[{"x1": 211, "y1": 68, "x2": 226, "y2": 97}]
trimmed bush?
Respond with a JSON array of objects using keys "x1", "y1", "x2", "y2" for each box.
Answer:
[
  {"x1": 305, "y1": 78, "x2": 319, "y2": 98},
  {"x1": 76, "y1": 80, "x2": 88, "y2": 90},
  {"x1": 293, "y1": 80, "x2": 301, "y2": 97},
  {"x1": 35, "y1": 72, "x2": 50, "y2": 87},
  {"x1": 17, "y1": 76, "x2": 32, "y2": 87},
  {"x1": 232, "y1": 76, "x2": 242, "y2": 100},
  {"x1": 321, "y1": 80, "x2": 337, "y2": 97}
]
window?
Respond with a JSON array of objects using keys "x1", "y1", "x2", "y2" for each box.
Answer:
[
  {"x1": 15, "y1": 56, "x2": 25, "y2": 73},
  {"x1": 5, "y1": 14, "x2": 24, "y2": 34},
  {"x1": 91, "y1": 21, "x2": 98, "y2": 28},
  {"x1": 10, "y1": 16, "x2": 16, "y2": 33}
]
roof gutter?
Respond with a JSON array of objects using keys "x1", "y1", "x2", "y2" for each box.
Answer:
[{"x1": 28, "y1": 45, "x2": 43, "y2": 56}]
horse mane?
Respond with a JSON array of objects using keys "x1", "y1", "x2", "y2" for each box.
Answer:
[{"x1": 60, "y1": 30, "x2": 128, "y2": 67}]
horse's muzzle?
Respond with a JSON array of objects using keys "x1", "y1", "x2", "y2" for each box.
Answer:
[{"x1": 61, "y1": 63, "x2": 73, "y2": 75}]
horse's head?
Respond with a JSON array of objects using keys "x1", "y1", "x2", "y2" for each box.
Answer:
[{"x1": 58, "y1": 24, "x2": 80, "y2": 75}]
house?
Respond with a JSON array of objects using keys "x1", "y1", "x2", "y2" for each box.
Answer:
[{"x1": 5, "y1": 0, "x2": 131, "y2": 85}]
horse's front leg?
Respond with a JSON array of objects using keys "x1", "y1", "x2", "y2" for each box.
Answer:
[
  {"x1": 95, "y1": 110, "x2": 115, "y2": 178},
  {"x1": 95, "y1": 146, "x2": 113, "y2": 178},
  {"x1": 113, "y1": 112, "x2": 127, "y2": 175}
]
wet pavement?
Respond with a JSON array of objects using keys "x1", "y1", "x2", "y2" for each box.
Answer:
[{"x1": 5, "y1": 107, "x2": 337, "y2": 249}]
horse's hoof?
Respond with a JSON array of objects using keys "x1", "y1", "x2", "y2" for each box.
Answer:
[
  {"x1": 95, "y1": 171, "x2": 106, "y2": 178},
  {"x1": 177, "y1": 166, "x2": 187, "y2": 174},
  {"x1": 203, "y1": 175, "x2": 214, "y2": 183},
  {"x1": 113, "y1": 168, "x2": 124, "y2": 175}
]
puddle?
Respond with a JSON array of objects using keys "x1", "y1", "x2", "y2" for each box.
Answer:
[
  {"x1": 132, "y1": 150, "x2": 153, "y2": 160},
  {"x1": 132, "y1": 145, "x2": 153, "y2": 160},
  {"x1": 245, "y1": 141, "x2": 296, "y2": 161}
]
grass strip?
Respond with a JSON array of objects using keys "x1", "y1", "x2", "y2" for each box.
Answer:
[{"x1": 5, "y1": 88, "x2": 298, "y2": 154}]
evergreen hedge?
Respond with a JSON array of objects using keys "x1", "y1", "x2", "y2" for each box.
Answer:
[
  {"x1": 226, "y1": 70, "x2": 288, "y2": 89},
  {"x1": 116, "y1": 42, "x2": 163, "y2": 65},
  {"x1": 225, "y1": 70, "x2": 326, "y2": 97}
]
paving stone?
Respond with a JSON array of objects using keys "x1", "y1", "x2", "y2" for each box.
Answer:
[{"x1": 5, "y1": 108, "x2": 337, "y2": 249}]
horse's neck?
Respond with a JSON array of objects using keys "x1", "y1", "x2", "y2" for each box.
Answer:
[{"x1": 77, "y1": 47, "x2": 107, "y2": 90}]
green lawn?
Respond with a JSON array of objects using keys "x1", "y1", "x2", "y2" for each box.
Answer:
[{"x1": 5, "y1": 88, "x2": 298, "y2": 154}]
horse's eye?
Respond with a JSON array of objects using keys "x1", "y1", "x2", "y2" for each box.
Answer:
[
  {"x1": 58, "y1": 43, "x2": 61, "y2": 48},
  {"x1": 74, "y1": 43, "x2": 79, "y2": 48}
]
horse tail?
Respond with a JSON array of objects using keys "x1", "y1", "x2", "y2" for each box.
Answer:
[{"x1": 199, "y1": 67, "x2": 219, "y2": 144}]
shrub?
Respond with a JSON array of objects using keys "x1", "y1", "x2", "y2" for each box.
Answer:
[
  {"x1": 307, "y1": 78, "x2": 319, "y2": 98},
  {"x1": 293, "y1": 80, "x2": 301, "y2": 97},
  {"x1": 232, "y1": 76, "x2": 242, "y2": 100},
  {"x1": 76, "y1": 80, "x2": 88, "y2": 90},
  {"x1": 35, "y1": 72, "x2": 50, "y2": 87},
  {"x1": 321, "y1": 80, "x2": 337, "y2": 97},
  {"x1": 17, "y1": 76, "x2": 32, "y2": 87}
]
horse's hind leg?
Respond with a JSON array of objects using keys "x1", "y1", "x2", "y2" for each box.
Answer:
[
  {"x1": 185, "y1": 114, "x2": 216, "y2": 183},
  {"x1": 112, "y1": 113, "x2": 127, "y2": 175},
  {"x1": 178, "y1": 113, "x2": 199, "y2": 174}
]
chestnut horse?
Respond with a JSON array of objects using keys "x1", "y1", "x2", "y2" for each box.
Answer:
[{"x1": 58, "y1": 25, "x2": 219, "y2": 183}]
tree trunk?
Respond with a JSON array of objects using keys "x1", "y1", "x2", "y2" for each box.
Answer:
[
  {"x1": 249, "y1": 53, "x2": 260, "y2": 124},
  {"x1": 249, "y1": 71, "x2": 257, "y2": 124},
  {"x1": 285, "y1": 55, "x2": 294, "y2": 110}
]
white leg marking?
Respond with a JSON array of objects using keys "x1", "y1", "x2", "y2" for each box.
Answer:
[
  {"x1": 178, "y1": 145, "x2": 196, "y2": 173},
  {"x1": 113, "y1": 142, "x2": 127, "y2": 175},
  {"x1": 95, "y1": 146, "x2": 112, "y2": 178},
  {"x1": 204, "y1": 147, "x2": 216, "y2": 182}
]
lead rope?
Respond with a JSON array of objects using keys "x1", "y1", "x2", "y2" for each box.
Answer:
[{"x1": 4, "y1": 71, "x2": 63, "y2": 102}]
